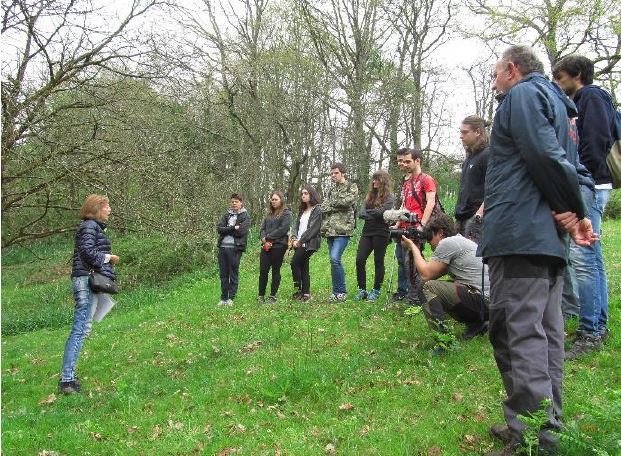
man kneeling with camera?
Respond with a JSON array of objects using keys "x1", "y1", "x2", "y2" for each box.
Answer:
[{"x1": 400, "y1": 213, "x2": 489, "y2": 355}]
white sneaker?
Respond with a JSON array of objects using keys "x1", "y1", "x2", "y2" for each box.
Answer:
[
  {"x1": 218, "y1": 299, "x2": 232, "y2": 306},
  {"x1": 225, "y1": 299, "x2": 234, "y2": 306}
]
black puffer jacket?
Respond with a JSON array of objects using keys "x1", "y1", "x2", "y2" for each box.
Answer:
[{"x1": 71, "y1": 219, "x2": 116, "y2": 280}]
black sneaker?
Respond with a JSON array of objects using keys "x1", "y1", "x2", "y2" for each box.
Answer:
[
  {"x1": 463, "y1": 321, "x2": 488, "y2": 340},
  {"x1": 58, "y1": 379, "x2": 81, "y2": 394},
  {"x1": 565, "y1": 332, "x2": 602, "y2": 360},
  {"x1": 292, "y1": 291, "x2": 303, "y2": 300},
  {"x1": 392, "y1": 291, "x2": 408, "y2": 301}
]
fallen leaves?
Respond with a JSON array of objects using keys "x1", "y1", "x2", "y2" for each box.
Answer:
[
  {"x1": 217, "y1": 447, "x2": 238, "y2": 456},
  {"x1": 459, "y1": 434, "x2": 480, "y2": 452},
  {"x1": 338, "y1": 403, "x2": 354, "y2": 411},
  {"x1": 150, "y1": 424, "x2": 163, "y2": 440},
  {"x1": 38, "y1": 394, "x2": 56, "y2": 406},
  {"x1": 90, "y1": 432, "x2": 103, "y2": 441},
  {"x1": 324, "y1": 443, "x2": 336, "y2": 454},
  {"x1": 239, "y1": 340, "x2": 262, "y2": 354}
]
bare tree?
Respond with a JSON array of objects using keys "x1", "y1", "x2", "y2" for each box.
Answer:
[
  {"x1": 1, "y1": 0, "x2": 164, "y2": 247},
  {"x1": 465, "y1": 0, "x2": 621, "y2": 79},
  {"x1": 298, "y1": 0, "x2": 389, "y2": 188}
]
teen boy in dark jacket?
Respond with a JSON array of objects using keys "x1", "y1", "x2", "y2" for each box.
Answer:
[{"x1": 216, "y1": 193, "x2": 251, "y2": 306}]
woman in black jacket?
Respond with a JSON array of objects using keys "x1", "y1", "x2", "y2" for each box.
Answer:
[
  {"x1": 354, "y1": 170, "x2": 395, "y2": 301},
  {"x1": 258, "y1": 191, "x2": 292, "y2": 303},
  {"x1": 59, "y1": 195, "x2": 120, "y2": 394},
  {"x1": 290, "y1": 186, "x2": 322, "y2": 302}
]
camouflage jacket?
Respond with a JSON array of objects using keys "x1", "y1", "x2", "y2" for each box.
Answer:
[{"x1": 320, "y1": 180, "x2": 359, "y2": 237}]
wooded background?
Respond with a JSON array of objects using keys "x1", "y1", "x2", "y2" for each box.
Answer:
[{"x1": 2, "y1": 0, "x2": 620, "y2": 251}]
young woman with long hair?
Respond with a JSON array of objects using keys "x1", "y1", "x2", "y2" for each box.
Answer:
[
  {"x1": 290, "y1": 186, "x2": 322, "y2": 302},
  {"x1": 354, "y1": 170, "x2": 395, "y2": 301},
  {"x1": 258, "y1": 191, "x2": 292, "y2": 303}
]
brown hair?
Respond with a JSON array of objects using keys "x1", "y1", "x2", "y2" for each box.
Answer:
[
  {"x1": 267, "y1": 191, "x2": 286, "y2": 218},
  {"x1": 396, "y1": 147, "x2": 423, "y2": 163},
  {"x1": 79, "y1": 194, "x2": 109, "y2": 221},
  {"x1": 365, "y1": 170, "x2": 392, "y2": 207},
  {"x1": 461, "y1": 115, "x2": 490, "y2": 151},
  {"x1": 298, "y1": 185, "x2": 321, "y2": 214},
  {"x1": 330, "y1": 162, "x2": 346, "y2": 174},
  {"x1": 426, "y1": 213, "x2": 456, "y2": 237}
]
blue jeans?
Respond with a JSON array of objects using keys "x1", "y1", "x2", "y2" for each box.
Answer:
[
  {"x1": 395, "y1": 242, "x2": 410, "y2": 294},
  {"x1": 327, "y1": 236, "x2": 350, "y2": 294},
  {"x1": 570, "y1": 188, "x2": 610, "y2": 336},
  {"x1": 61, "y1": 276, "x2": 95, "y2": 382}
]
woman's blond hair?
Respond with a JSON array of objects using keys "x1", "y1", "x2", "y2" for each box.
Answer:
[{"x1": 79, "y1": 194, "x2": 109, "y2": 221}]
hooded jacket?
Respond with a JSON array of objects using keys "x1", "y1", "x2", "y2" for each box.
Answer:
[
  {"x1": 478, "y1": 73, "x2": 588, "y2": 262},
  {"x1": 573, "y1": 84, "x2": 616, "y2": 185},
  {"x1": 216, "y1": 208, "x2": 251, "y2": 251}
]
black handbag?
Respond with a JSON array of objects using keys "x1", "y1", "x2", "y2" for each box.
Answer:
[{"x1": 89, "y1": 271, "x2": 119, "y2": 294}]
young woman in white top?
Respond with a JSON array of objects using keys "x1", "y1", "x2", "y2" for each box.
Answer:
[{"x1": 290, "y1": 186, "x2": 322, "y2": 302}]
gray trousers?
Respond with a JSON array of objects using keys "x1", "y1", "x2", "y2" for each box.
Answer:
[{"x1": 487, "y1": 255, "x2": 564, "y2": 451}]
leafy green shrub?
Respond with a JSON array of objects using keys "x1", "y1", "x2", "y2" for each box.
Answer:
[
  {"x1": 604, "y1": 189, "x2": 621, "y2": 220},
  {"x1": 112, "y1": 234, "x2": 216, "y2": 288}
]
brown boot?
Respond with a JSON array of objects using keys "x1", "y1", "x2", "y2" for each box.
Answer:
[
  {"x1": 485, "y1": 444, "x2": 520, "y2": 456},
  {"x1": 489, "y1": 423, "x2": 512, "y2": 444}
]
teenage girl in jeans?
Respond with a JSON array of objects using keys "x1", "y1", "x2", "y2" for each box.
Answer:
[
  {"x1": 354, "y1": 170, "x2": 394, "y2": 301},
  {"x1": 258, "y1": 191, "x2": 292, "y2": 303},
  {"x1": 59, "y1": 195, "x2": 119, "y2": 394},
  {"x1": 290, "y1": 186, "x2": 322, "y2": 302}
]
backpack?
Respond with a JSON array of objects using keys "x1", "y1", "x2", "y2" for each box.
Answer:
[
  {"x1": 409, "y1": 173, "x2": 445, "y2": 221},
  {"x1": 606, "y1": 109, "x2": 621, "y2": 189}
]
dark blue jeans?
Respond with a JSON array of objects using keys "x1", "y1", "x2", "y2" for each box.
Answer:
[
  {"x1": 218, "y1": 247, "x2": 242, "y2": 300},
  {"x1": 395, "y1": 242, "x2": 410, "y2": 294}
]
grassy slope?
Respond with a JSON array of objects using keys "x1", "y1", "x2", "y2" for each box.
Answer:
[{"x1": 2, "y1": 222, "x2": 620, "y2": 455}]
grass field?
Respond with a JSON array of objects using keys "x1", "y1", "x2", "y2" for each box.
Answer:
[{"x1": 2, "y1": 221, "x2": 620, "y2": 455}]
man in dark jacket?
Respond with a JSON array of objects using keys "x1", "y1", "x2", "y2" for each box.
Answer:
[
  {"x1": 455, "y1": 115, "x2": 490, "y2": 243},
  {"x1": 553, "y1": 55, "x2": 615, "y2": 358},
  {"x1": 216, "y1": 193, "x2": 251, "y2": 306},
  {"x1": 480, "y1": 45, "x2": 597, "y2": 456}
]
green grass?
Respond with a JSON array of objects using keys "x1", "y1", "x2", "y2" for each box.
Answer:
[{"x1": 2, "y1": 222, "x2": 620, "y2": 455}]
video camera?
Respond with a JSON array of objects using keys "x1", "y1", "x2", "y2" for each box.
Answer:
[{"x1": 383, "y1": 209, "x2": 431, "y2": 242}]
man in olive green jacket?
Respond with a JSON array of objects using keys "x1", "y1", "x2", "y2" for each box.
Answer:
[{"x1": 321, "y1": 162, "x2": 359, "y2": 301}]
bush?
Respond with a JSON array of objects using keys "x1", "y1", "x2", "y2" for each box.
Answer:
[
  {"x1": 604, "y1": 189, "x2": 621, "y2": 220},
  {"x1": 112, "y1": 234, "x2": 216, "y2": 288}
]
